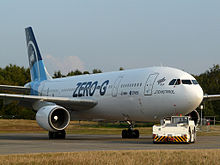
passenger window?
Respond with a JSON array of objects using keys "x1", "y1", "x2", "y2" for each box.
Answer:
[
  {"x1": 169, "y1": 79, "x2": 176, "y2": 85},
  {"x1": 182, "y1": 80, "x2": 192, "y2": 85},
  {"x1": 175, "y1": 79, "x2": 181, "y2": 85}
]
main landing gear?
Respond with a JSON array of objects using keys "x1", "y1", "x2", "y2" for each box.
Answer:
[
  {"x1": 48, "y1": 130, "x2": 66, "y2": 139},
  {"x1": 121, "y1": 121, "x2": 139, "y2": 139}
]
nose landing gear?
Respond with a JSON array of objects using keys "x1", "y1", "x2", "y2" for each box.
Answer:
[{"x1": 121, "y1": 121, "x2": 139, "y2": 139}]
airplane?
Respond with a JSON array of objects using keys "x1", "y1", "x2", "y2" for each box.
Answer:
[{"x1": 0, "y1": 27, "x2": 219, "y2": 139}]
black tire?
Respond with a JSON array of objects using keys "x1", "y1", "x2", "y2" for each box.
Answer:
[
  {"x1": 58, "y1": 130, "x2": 66, "y2": 139},
  {"x1": 134, "y1": 129, "x2": 140, "y2": 139},
  {"x1": 122, "y1": 130, "x2": 127, "y2": 138},
  {"x1": 48, "y1": 131, "x2": 54, "y2": 139},
  {"x1": 127, "y1": 129, "x2": 133, "y2": 138},
  {"x1": 122, "y1": 129, "x2": 140, "y2": 139},
  {"x1": 48, "y1": 130, "x2": 66, "y2": 139}
]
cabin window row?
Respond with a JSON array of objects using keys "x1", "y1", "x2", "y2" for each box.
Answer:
[{"x1": 121, "y1": 83, "x2": 142, "y2": 88}]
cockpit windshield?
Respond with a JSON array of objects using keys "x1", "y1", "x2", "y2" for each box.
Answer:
[
  {"x1": 192, "y1": 80, "x2": 198, "y2": 84},
  {"x1": 169, "y1": 79, "x2": 198, "y2": 85},
  {"x1": 168, "y1": 79, "x2": 176, "y2": 85},
  {"x1": 182, "y1": 80, "x2": 192, "y2": 85}
]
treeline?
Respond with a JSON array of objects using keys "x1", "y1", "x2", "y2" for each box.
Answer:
[
  {"x1": 0, "y1": 65, "x2": 33, "y2": 119},
  {"x1": 53, "y1": 67, "x2": 124, "y2": 78},
  {"x1": 0, "y1": 64, "x2": 219, "y2": 120},
  {"x1": 0, "y1": 64, "x2": 31, "y2": 86},
  {"x1": 53, "y1": 69, "x2": 102, "y2": 78},
  {"x1": 194, "y1": 64, "x2": 220, "y2": 119}
]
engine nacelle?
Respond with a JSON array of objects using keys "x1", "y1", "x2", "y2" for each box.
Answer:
[
  {"x1": 36, "y1": 105, "x2": 70, "y2": 132},
  {"x1": 186, "y1": 110, "x2": 200, "y2": 126}
]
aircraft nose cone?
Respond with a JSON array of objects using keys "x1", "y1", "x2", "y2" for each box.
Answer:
[{"x1": 187, "y1": 85, "x2": 203, "y2": 110}]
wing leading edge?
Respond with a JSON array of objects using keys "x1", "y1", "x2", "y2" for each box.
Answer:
[
  {"x1": 203, "y1": 95, "x2": 220, "y2": 101},
  {"x1": 0, "y1": 85, "x2": 30, "y2": 94},
  {"x1": 0, "y1": 93, "x2": 97, "y2": 111}
]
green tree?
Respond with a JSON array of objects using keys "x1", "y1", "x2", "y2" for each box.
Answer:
[
  {"x1": 0, "y1": 64, "x2": 33, "y2": 119},
  {"x1": 67, "y1": 69, "x2": 82, "y2": 77},
  {"x1": 0, "y1": 64, "x2": 30, "y2": 85},
  {"x1": 195, "y1": 64, "x2": 220, "y2": 120},
  {"x1": 53, "y1": 70, "x2": 64, "y2": 78},
  {"x1": 119, "y1": 67, "x2": 124, "y2": 71},
  {"x1": 83, "y1": 71, "x2": 90, "y2": 74},
  {"x1": 92, "y1": 69, "x2": 102, "y2": 74}
]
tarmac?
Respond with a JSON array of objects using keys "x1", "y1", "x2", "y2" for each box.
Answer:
[{"x1": 0, "y1": 133, "x2": 219, "y2": 154}]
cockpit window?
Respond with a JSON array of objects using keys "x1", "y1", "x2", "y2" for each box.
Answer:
[
  {"x1": 175, "y1": 79, "x2": 181, "y2": 85},
  {"x1": 169, "y1": 79, "x2": 181, "y2": 85},
  {"x1": 169, "y1": 79, "x2": 176, "y2": 85},
  {"x1": 182, "y1": 80, "x2": 192, "y2": 85},
  {"x1": 169, "y1": 79, "x2": 198, "y2": 86},
  {"x1": 192, "y1": 80, "x2": 198, "y2": 85}
]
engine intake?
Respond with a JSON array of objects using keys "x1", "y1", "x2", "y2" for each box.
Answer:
[{"x1": 36, "y1": 105, "x2": 70, "y2": 132}]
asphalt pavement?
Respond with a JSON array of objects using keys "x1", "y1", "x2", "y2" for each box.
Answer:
[{"x1": 0, "y1": 133, "x2": 219, "y2": 154}]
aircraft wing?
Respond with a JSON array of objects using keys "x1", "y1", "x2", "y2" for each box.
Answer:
[
  {"x1": 203, "y1": 95, "x2": 220, "y2": 101},
  {"x1": 0, "y1": 85, "x2": 30, "y2": 94},
  {"x1": 0, "y1": 93, "x2": 97, "y2": 110}
]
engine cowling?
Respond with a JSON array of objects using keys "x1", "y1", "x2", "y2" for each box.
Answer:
[
  {"x1": 186, "y1": 110, "x2": 200, "y2": 126},
  {"x1": 36, "y1": 105, "x2": 70, "y2": 132}
]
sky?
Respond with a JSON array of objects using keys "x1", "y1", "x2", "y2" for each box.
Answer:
[{"x1": 0, "y1": 0, "x2": 219, "y2": 75}]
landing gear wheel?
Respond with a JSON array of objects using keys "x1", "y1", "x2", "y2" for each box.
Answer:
[
  {"x1": 122, "y1": 130, "x2": 127, "y2": 138},
  {"x1": 48, "y1": 130, "x2": 66, "y2": 139},
  {"x1": 121, "y1": 121, "x2": 140, "y2": 139},
  {"x1": 121, "y1": 129, "x2": 139, "y2": 139},
  {"x1": 134, "y1": 129, "x2": 139, "y2": 138}
]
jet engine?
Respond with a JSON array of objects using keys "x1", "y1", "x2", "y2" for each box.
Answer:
[
  {"x1": 36, "y1": 105, "x2": 70, "y2": 132},
  {"x1": 186, "y1": 110, "x2": 200, "y2": 126}
]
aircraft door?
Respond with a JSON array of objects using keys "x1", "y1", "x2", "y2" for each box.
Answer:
[
  {"x1": 144, "y1": 73, "x2": 159, "y2": 96},
  {"x1": 112, "y1": 76, "x2": 123, "y2": 97}
]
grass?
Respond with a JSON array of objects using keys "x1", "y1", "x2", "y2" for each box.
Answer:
[
  {"x1": 197, "y1": 125, "x2": 220, "y2": 136},
  {"x1": 0, "y1": 119, "x2": 219, "y2": 136},
  {"x1": 0, "y1": 120, "x2": 219, "y2": 164},
  {"x1": 0, "y1": 119, "x2": 153, "y2": 135},
  {"x1": 0, "y1": 119, "x2": 44, "y2": 133},
  {"x1": 0, "y1": 150, "x2": 220, "y2": 165}
]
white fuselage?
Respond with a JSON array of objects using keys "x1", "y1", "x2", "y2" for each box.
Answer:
[{"x1": 36, "y1": 66, "x2": 203, "y2": 122}]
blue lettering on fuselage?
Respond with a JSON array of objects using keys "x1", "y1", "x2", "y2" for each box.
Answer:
[{"x1": 73, "y1": 80, "x2": 109, "y2": 97}]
